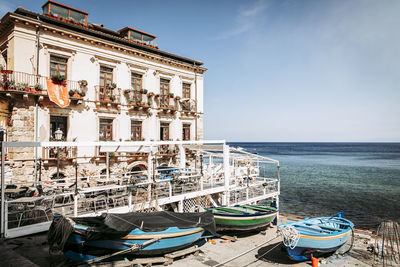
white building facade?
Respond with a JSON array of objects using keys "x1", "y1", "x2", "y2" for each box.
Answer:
[{"x1": 0, "y1": 1, "x2": 206, "y2": 179}]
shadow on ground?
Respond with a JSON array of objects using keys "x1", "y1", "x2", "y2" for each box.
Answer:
[{"x1": 256, "y1": 242, "x2": 298, "y2": 265}]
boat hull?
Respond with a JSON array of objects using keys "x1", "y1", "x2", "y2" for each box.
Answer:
[
  {"x1": 214, "y1": 212, "x2": 277, "y2": 231},
  {"x1": 64, "y1": 226, "x2": 205, "y2": 261},
  {"x1": 280, "y1": 213, "x2": 354, "y2": 261},
  {"x1": 286, "y1": 228, "x2": 352, "y2": 261}
]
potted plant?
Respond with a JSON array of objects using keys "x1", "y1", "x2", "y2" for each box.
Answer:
[
  {"x1": 175, "y1": 96, "x2": 181, "y2": 100},
  {"x1": 155, "y1": 94, "x2": 160, "y2": 98},
  {"x1": 107, "y1": 83, "x2": 117, "y2": 89},
  {"x1": 34, "y1": 83, "x2": 43, "y2": 92},
  {"x1": 79, "y1": 90, "x2": 86, "y2": 97},
  {"x1": 123, "y1": 89, "x2": 131, "y2": 95},
  {"x1": 109, "y1": 95, "x2": 115, "y2": 102},
  {"x1": 168, "y1": 93, "x2": 174, "y2": 98},
  {"x1": 6, "y1": 79, "x2": 15, "y2": 90},
  {"x1": 16, "y1": 83, "x2": 25, "y2": 91},
  {"x1": 148, "y1": 92, "x2": 154, "y2": 97},
  {"x1": 69, "y1": 89, "x2": 75, "y2": 96},
  {"x1": 72, "y1": 90, "x2": 81, "y2": 98},
  {"x1": 51, "y1": 73, "x2": 66, "y2": 85},
  {"x1": 140, "y1": 88, "x2": 148, "y2": 94},
  {"x1": 78, "y1": 80, "x2": 88, "y2": 87}
]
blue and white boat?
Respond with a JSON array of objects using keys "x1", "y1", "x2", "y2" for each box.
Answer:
[
  {"x1": 48, "y1": 211, "x2": 216, "y2": 262},
  {"x1": 279, "y1": 212, "x2": 354, "y2": 261}
]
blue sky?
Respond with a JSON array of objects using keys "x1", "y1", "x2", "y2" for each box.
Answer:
[{"x1": 1, "y1": 0, "x2": 399, "y2": 142}]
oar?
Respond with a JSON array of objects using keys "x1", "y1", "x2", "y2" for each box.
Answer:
[{"x1": 85, "y1": 237, "x2": 160, "y2": 264}]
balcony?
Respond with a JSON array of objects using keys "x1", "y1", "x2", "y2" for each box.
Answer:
[
  {"x1": 180, "y1": 98, "x2": 197, "y2": 116},
  {"x1": 95, "y1": 85, "x2": 121, "y2": 107},
  {"x1": 42, "y1": 146, "x2": 77, "y2": 162},
  {"x1": 0, "y1": 70, "x2": 82, "y2": 103},
  {"x1": 124, "y1": 89, "x2": 150, "y2": 111},
  {"x1": 157, "y1": 95, "x2": 177, "y2": 114}
]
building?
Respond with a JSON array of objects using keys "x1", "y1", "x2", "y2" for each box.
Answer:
[
  {"x1": 0, "y1": 0, "x2": 206, "y2": 182},
  {"x1": 0, "y1": 1, "x2": 280, "y2": 240}
]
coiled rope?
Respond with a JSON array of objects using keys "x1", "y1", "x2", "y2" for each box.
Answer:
[
  {"x1": 48, "y1": 216, "x2": 75, "y2": 254},
  {"x1": 280, "y1": 225, "x2": 300, "y2": 249}
]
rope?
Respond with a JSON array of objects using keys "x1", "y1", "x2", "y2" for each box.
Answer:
[
  {"x1": 243, "y1": 241, "x2": 282, "y2": 267},
  {"x1": 213, "y1": 235, "x2": 280, "y2": 267},
  {"x1": 280, "y1": 225, "x2": 300, "y2": 249}
]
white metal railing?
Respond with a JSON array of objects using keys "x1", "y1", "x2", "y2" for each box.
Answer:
[{"x1": 0, "y1": 140, "x2": 280, "y2": 238}]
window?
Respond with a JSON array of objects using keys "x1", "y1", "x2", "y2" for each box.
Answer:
[
  {"x1": 160, "y1": 78, "x2": 170, "y2": 107},
  {"x1": 160, "y1": 122, "x2": 169, "y2": 141},
  {"x1": 183, "y1": 124, "x2": 191, "y2": 141},
  {"x1": 99, "y1": 118, "x2": 113, "y2": 141},
  {"x1": 131, "y1": 121, "x2": 142, "y2": 141},
  {"x1": 99, "y1": 66, "x2": 113, "y2": 101},
  {"x1": 183, "y1": 83, "x2": 191, "y2": 99},
  {"x1": 50, "y1": 55, "x2": 68, "y2": 78},
  {"x1": 130, "y1": 73, "x2": 142, "y2": 102},
  {"x1": 50, "y1": 116, "x2": 67, "y2": 140}
]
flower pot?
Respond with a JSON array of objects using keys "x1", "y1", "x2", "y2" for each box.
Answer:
[
  {"x1": 24, "y1": 87, "x2": 30, "y2": 92},
  {"x1": 104, "y1": 98, "x2": 111, "y2": 102},
  {"x1": 72, "y1": 93, "x2": 81, "y2": 98}
]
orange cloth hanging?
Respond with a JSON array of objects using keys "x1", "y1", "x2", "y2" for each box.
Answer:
[{"x1": 46, "y1": 78, "x2": 70, "y2": 108}]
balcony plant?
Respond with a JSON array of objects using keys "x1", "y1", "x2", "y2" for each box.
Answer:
[
  {"x1": 140, "y1": 88, "x2": 148, "y2": 94},
  {"x1": 148, "y1": 92, "x2": 154, "y2": 97},
  {"x1": 51, "y1": 73, "x2": 66, "y2": 85},
  {"x1": 34, "y1": 83, "x2": 43, "y2": 92},
  {"x1": 78, "y1": 80, "x2": 88, "y2": 87},
  {"x1": 175, "y1": 96, "x2": 181, "y2": 100},
  {"x1": 15, "y1": 83, "x2": 26, "y2": 91},
  {"x1": 155, "y1": 94, "x2": 160, "y2": 98},
  {"x1": 168, "y1": 93, "x2": 174, "y2": 98},
  {"x1": 107, "y1": 83, "x2": 117, "y2": 89}
]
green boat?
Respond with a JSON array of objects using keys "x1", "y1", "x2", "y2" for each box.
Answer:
[{"x1": 206, "y1": 205, "x2": 278, "y2": 231}]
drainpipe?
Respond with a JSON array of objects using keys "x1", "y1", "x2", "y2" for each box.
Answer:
[
  {"x1": 194, "y1": 63, "x2": 198, "y2": 140},
  {"x1": 34, "y1": 23, "x2": 40, "y2": 186}
]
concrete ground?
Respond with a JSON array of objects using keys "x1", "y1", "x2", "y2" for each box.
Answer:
[{"x1": 0, "y1": 214, "x2": 377, "y2": 267}]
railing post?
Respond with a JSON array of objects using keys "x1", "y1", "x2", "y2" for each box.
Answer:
[
  {"x1": 128, "y1": 191, "x2": 132, "y2": 210},
  {"x1": 74, "y1": 194, "x2": 78, "y2": 217},
  {"x1": 223, "y1": 144, "x2": 230, "y2": 205},
  {"x1": 1, "y1": 142, "x2": 6, "y2": 237},
  {"x1": 179, "y1": 144, "x2": 185, "y2": 170},
  {"x1": 168, "y1": 181, "x2": 172, "y2": 197}
]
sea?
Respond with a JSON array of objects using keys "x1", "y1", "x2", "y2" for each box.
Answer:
[{"x1": 228, "y1": 142, "x2": 400, "y2": 229}]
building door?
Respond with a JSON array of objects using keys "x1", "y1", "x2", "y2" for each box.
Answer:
[
  {"x1": 99, "y1": 118, "x2": 113, "y2": 141},
  {"x1": 160, "y1": 122, "x2": 169, "y2": 141},
  {"x1": 160, "y1": 78, "x2": 170, "y2": 107},
  {"x1": 50, "y1": 116, "x2": 67, "y2": 140},
  {"x1": 183, "y1": 124, "x2": 191, "y2": 141},
  {"x1": 131, "y1": 120, "x2": 142, "y2": 141},
  {"x1": 99, "y1": 66, "x2": 113, "y2": 101}
]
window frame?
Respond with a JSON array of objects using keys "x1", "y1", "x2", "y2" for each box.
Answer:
[
  {"x1": 160, "y1": 78, "x2": 170, "y2": 107},
  {"x1": 183, "y1": 123, "x2": 191, "y2": 141},
  {"x1": 160, "y1": 122, "x2": 170, "y2": 141},
  {"x1": 131, "y1": 120, "x2": 142, "y2": 141},
  {"x1": 182, "y1": 83, "x2": 191, "y2": 99},
  {"x1": 99, "y1": 118, "x2": 113, "y2": 141},
  {"x1": 50, "y1": 55, "x2": 68, "y2": 79}
]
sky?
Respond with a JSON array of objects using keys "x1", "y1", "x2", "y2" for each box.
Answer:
[{"x1": 1, "y1": 0, "x2": 399, "y2": 142}]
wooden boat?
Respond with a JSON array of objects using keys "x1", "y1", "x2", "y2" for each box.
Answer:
[
  {"x1": 206, "y1": 205, "x2": 278, "y2": 231},
  {"x1": 48, "y1": 211, "x2": 216, "y2": 263},
  {"x1": 279, "y1": 212, "x2": 354, "y2": 261}
]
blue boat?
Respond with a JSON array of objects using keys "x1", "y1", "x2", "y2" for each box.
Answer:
[
  {"x1": 279, "y1": 212, "x2": 354, "y2": 261},
  {"x1": 48, "y1": 211, "x2": 216, "y2": 263}
]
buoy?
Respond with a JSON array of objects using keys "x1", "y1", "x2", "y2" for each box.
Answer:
[{"x1": 311, "y1": 256, "x2": 319, "y2": 267}]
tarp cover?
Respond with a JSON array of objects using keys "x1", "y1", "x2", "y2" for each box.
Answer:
[{"x1": 71, "y1": 211, "x2": 216, "y2": 241}]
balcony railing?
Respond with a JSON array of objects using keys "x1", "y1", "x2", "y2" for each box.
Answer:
[
  {"x1": 0, "y1": 70, "x2": 80, "y2": 94},
  {"x1": 42, "y1": 146, "x2": 77, "y2": 160},
  {"x1": 95, "y1": 85, "x2": 120, "y2": 104},
  {"x1": 125, "y1": 90, "x2": 150, "y2": 108},
  {"x1": 181, "y1": 98, "x2": 196, "y2": 113},
  {"x1": 158, "y1": 95, "x2": 177, "y2": 111}
]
